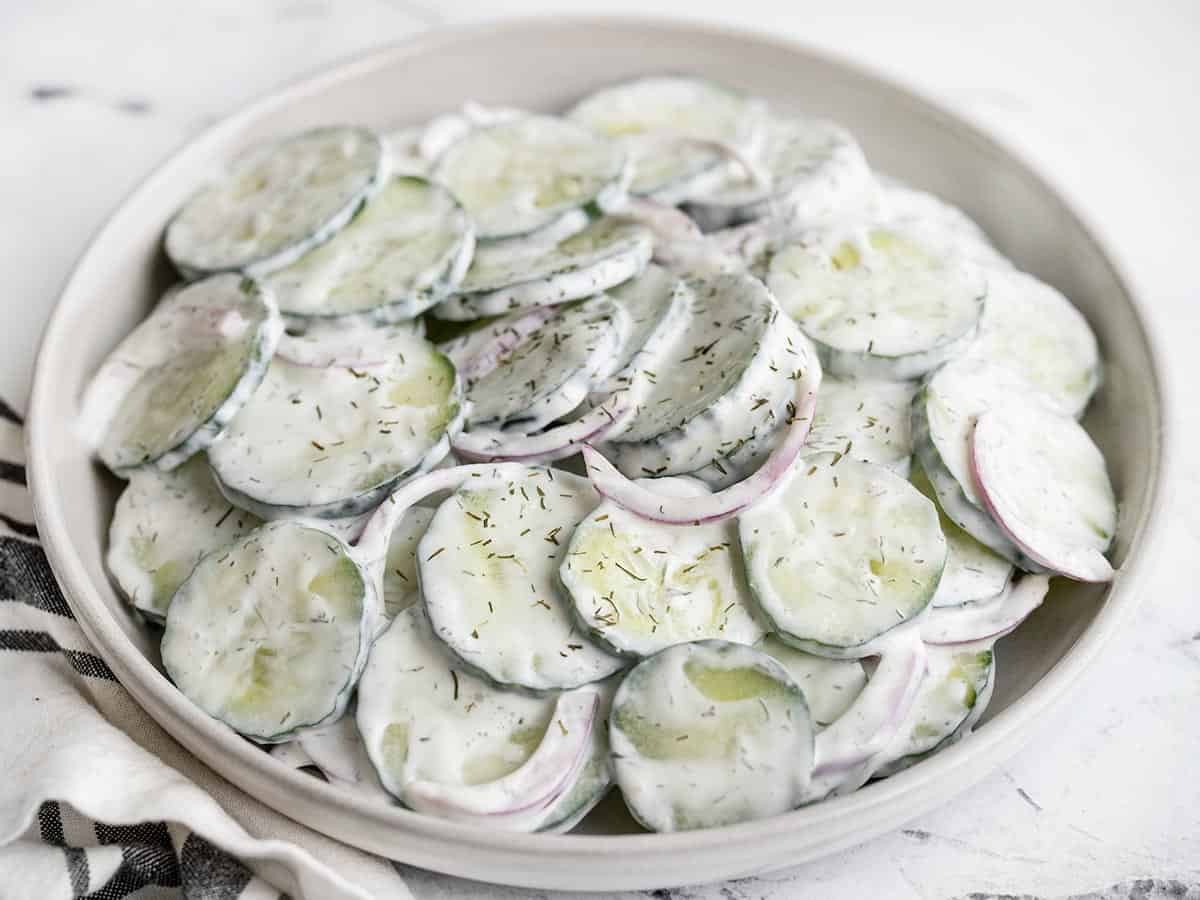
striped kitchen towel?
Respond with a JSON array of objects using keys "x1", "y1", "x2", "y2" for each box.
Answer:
[{"x1": 0, "y1": 398, "x2": 411, "y2": 900}]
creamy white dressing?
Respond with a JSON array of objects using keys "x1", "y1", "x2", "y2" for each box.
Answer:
[
  {"x1": 561, "y1": 477, "x2": 766, "y2": 657},
  {"x1": 959, "y1": 268, "x2": 1101, "y2": 418},
  {"x1": 84, "y1": 273, "x2": 281, "y2": 473},
  {"x1": 568, "y1": 76, "x2": 766, "y2": 201},
  {"x1": 161, "y1": 520, "x2": 374, "y2": 742},
  {"x1": 806, "y1": 376, "x2": 916, "y2": 476},
  {"x1": 418, "y1": 467, "x2": 626, "y2": 692},
  {"x1": 757, "y1": 635, "x2": 867, "y2": 728},
  {"x1": 271, "y1": 707, "x2": 396, "y2": 805},
  {"x1": 166, "y1": 126, "x2": 384, "y2": 276},
  {"x1": 609, "y1": 640, "x2": 814, "y2": 832},
  {"x1": 107, "y1": 455, "x2": 262, "y2": 620},
  {"x1": 357, "y1": 604, "x2": 595, "y2": 830},
  {"x1": 464, "y1": 296, "x2": 628, "y2": 432},
  {"x1": 438, "y1": 218, "x2": 653, "y2": 320},
  {"x1": 433, "y1": 116, "x2": 629, "y2": 240},
  {"x1": 768, "y1": 227, "x2": 985, "y2": 375},
  {"x1": 972, "y1": 404, "x2": 1116, "y2": 580},
  {"x1": 605, "y1": 275, "x2": 814, "y2": 482},
  {"x1": 920, "y1": 356, "x2": 1046, "y2": 510},
  {"x1": 593, "y1": 263, "x2": 689, "y2": 392},
  {"x1": 691, "y1": 115, "x2": 878, "y2": 230},
  {"x1": 739, "y1": 453, "x2": 945, "y2": 652},
  {"x1": 909, "y1": 462, "x2": 1013, "y2": 607},
  {"x1": 89, "y1": 79, "x2": 1121, "y2": 833},
  {"x1": 265, "y1": 175, "x2": 473, "y2": 324},
  {"x1": 207, "y1": 332, "x2": 459, "y2": 517}
]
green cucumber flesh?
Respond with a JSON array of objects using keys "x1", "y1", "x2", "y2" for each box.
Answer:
[
  {"x1": 560, "y1": 476, "x2": 765, "y2": 657},
  {"x1": 161, "y1": 520, "x2": 374, "y2": 742},
  {"x1": 419, "y1": 466, "x2": 627, "y2": 692},
  {"x1": 88, "y1": 274, "x2": 282, "y2": 474},
  {"x1": 739, "y1": 453, "x2": 945, "y2": 654},
  {"x1": 166, "y1": 126, "x2": 384, "y2": 277},
  {"x1": 208, "y1": 333, "x2": 460, "y2": 518},
  {"x1": 609, "y1": 640, "x2": 814, "y2": 832},
  {"x1": 266, "y1": 176, "x2": 474, "y2": 326},
  {"x1": 107, "y1": 454, "x2": 262, "y2": 621}
]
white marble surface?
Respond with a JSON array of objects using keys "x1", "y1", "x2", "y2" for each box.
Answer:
[{"x1": 4, "y1": 2, "x2": 1198, "y2": 898}]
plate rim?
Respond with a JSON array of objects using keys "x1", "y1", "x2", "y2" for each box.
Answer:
[{"x1": 25, "y1": 13, "x2": 1170, "y2": 891}]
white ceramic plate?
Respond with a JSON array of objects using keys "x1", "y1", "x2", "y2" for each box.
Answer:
[{"x1": 27, "y1": 16, "x2": 1166, "y2": 892}]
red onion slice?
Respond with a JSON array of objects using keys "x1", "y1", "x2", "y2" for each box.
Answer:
[
  {"x1": 806, "y1": 626, "x2": 927, "y2": 800},
  {"x1": 403, "y1": 689, "x2": 599, "y2": 828},
  {"x1": 970, "y1": 407, "x2": 1115, "y2": 583},
  {"x1": 453, "y1": 395, "x2": 634, "y2": 463},
  {"x1": 447, "y1": 306, "x2": 559, "y2": 383},
  {"x1": 581, "y1": 368, "x2": 819, "y2": 525},
  {"x1": 921, "y1": 574, "x2": 1051, "y2": 646}
]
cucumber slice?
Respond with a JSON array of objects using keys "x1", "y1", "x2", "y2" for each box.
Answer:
[
  {"x1": 872, "y1": 645, "x2": 995, "y2": 777},
  {"x1": 604, "y1": 273, "x2": 813, "y2": 478},
  {"x1": 757, "y1": 635, "x2": 867, "y2": 728},
  {"x1": 107, "y1": 455, "x2": 262, "y2": 622},
  {"x1": 84, "y1": 274, "x2": 282, "y2": 473},
  {"x1": 264, "y1": 176, "x2": 474, "y2": 327},
  {"x1": 806, "y1": 376, "x2": 916, "y2": 477},
  {"x1": 166, "y1": 126, "x2": 385, "y2": 277},
  {"x1": 433, "y1": 116, "x2": 629, "y2": 240},
  {"x1": 276, "y1": 320, "x2": 425, "y2": 369},
  {"x1": 464, "y1": 295, "x2": 627, "y2": 432},
  {"x1": 972, "y1": 403, "x2": 1116, "y2": 582},
  {"x1": 381, "y1": 506, "x2": 434, "y2": 620},
  {"x1": 909, "y1": 462, "x2": 1012, "y2": 607},
  {"x1": 609, "y1": 640, "x2": 814, "y2": 832},
  {"x1": 419, "y1": 466, "x2": 626, "y2": 692},
  {"x1": 679, "y1": 325, "x2": 820, "y2": 490},
  {"x1": 879, "y1": 176, "x2": 1012, "y2": 271},
  {"x1": 356, "y1": 605, "x2": 598, "y2": 830},
  {"x1": 688, "y1": 116, "x2": 876, "y2": 228},
  {"x1": 161, "y1": 520, "x2": 374, "y2": 742},
  {"x1": 596, "y1": 264, "x2": 691, "y2": 395},
  {"x1": 911, "y1": 356, "x2": 1042, "y2": 560},
  {"x1": 961, "y1": 269, "x2": 1101, "y2": 418},
  {"x1": 566, "y1": 76, "x2": 765, "y2": 203},
  {"x1": 435, "y1": 218, "x2": 653, "y2": 320},
  {"x1": 739, "y1": 453, "x2": 946, "y2": 655},
  {"x1": 208, "y1": 334, "x2": 460, "y2": 519},
  {"x1": 560, "y1": 477, "x2": 765, "y2": 658},
  {"x1": 768, "y1": 228, "x2": 986, "y2": 379}
]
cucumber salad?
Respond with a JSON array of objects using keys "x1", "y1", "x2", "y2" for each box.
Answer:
[{"x1": 85, "y1": 76, "x2": 1116, "y2": 834}]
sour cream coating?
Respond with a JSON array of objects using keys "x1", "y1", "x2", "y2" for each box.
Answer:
[
  {"x1": 208, "y1": 331, "x2": 459, "y2": 518},
  {"x1": 166, "y1": 126, "x2": 384, "y2": 276},
  {"x1": 418, "y1": 467, "x2": 626, "y2": 692},
  {"x1": 609, "y1": 640, "x2": 814, "y2": 832},
  {"x1": 357, "y1": 605, "x2": 594, "y2": 830},
  {"x1": 107, "y1": 455, "x2": 261, "y2": 620},
  {"x1": 561, "y1": 477, "x2": 766, "y2": 657},
  {"x1": 162, "y1": 521, "x2": 372, "y2": 743}
]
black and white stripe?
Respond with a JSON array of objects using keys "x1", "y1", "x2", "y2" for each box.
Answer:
[
  {"x1": 0, "y1": 399, "x2": 35, "y2": 543},
  {"x1": 0, "y1": 397, "x2": 276, "y2": 899}
]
